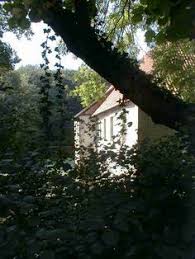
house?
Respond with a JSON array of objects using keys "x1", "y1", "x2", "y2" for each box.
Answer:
[{"x1": 74, "y1": 55, "x2": 174, "y2": 162}]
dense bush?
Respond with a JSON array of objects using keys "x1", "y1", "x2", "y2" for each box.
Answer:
[{"x1": 0, "y1": 136, "x2": 191, "y2": 259}]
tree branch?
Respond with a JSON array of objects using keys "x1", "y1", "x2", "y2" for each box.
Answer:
[{"x1": 42, "y1": 5, "x2": 194, "y2": 131}]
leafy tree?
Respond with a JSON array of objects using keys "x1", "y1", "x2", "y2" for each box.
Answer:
[
  {"x1": 1, "y1": 0, "x2": 194, "y2": 134},
  {"x1": 0, "y1": 68, "x2": 41, "y2": 160},
  {"x1": 0, "y1": 41, "x2": 20, "y2": 75},
  {"x1": 0, "y1": 6, "x2": 20, "y2": 85},
  {"x1": 1, "y1": 0, "x2": 195, "y2": 255},
  {"x1": 152, "y1": 39, "x2": 195, "y2": 103},
  {"x1": 0, "y1": 65, "x2": 81, "y2": 166},
  {"x1": 73, "y1": 65, "x2": 107, "y2": 107}
]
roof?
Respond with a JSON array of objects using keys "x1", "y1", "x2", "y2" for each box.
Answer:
[
  {"x1": 93, "y1": 88, "x2": 124, "y2": 116},
  {"x1": 75, "y1": 53, "x2": 153, "y2": 118},
  {"x1": 74, "y1": 87, "x2": 114, "y2": 118}
]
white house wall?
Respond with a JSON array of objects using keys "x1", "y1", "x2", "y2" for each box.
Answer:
[
  {"x1": 75, "y1": 104, "x2": 174, "y2": 156},
  {"x1": 138, "y1": 109, "x2": 175, "y2": 142},
  {"x1": 74, "y1": 115, "x2": 97, "y2": 163},
  {"x1": 96, "y1": 102, "x2": 138, "y2": 150},
  {"x1": 74, "y1": 102, "x2": 175, "y2": 176},
  {"x1": 74, "y1": 115, "x2": 96, "y2": 148},
  {"x1": 125, "y1": 103, "x2": 139, "y2": 147}
]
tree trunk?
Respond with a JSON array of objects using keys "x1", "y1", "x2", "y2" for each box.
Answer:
[{"x1": 42, "y1": 6, "x2": 195, "y2": 131}]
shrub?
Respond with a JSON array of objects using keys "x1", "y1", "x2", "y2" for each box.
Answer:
[{"x1": 0, "y1": 136, "x2": 191, "y2": 258}]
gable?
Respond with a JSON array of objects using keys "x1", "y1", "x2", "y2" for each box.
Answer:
[
  {"x1": 74, "y1": 87, "x2": 114, "y2": 118},
  {"x1": 93, "y1": 89, "x2": 124, "y2": 116},
  {"x1": 75, "y1": 53, "x2": 153, "y2": 118}
]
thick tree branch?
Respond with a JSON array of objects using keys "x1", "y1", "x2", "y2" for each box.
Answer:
[{"x1": 42, "y1": 5, "x2": 194, "y2": 131}]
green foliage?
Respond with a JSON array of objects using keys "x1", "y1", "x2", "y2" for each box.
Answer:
[
  {"x1": 152, "y1": 39, "x2": 195, "y2": 102},
  {"x1": 0, "y1": 68, "x2": 40, "y2": 156},
  {"x1": 0, "y1": 136, "x2": 191, "y2": 258},
  {"x1": 101, "y1": 1, "x2": 139, "y2": 56},
  {"x1": 0, "y1": 65, "x2": 81, "y2": 165},
  {"x1": 0, "y1": 2, "x2": 193, "y2": 258},
  {"x1": 129, "y1": 0, "x2": 194, "y2": 42},
  {"x1": 0, "y1": 40, "x2": 20, "y2": 75},
  {"x1": 73, "y1": 65, "x2": 107, "y2": 107},
  {"x1": 1, "y1": 0, "x2": 193, "y2": 55}
]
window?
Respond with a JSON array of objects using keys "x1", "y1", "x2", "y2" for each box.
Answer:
[
  {"x1": 120, "y1": 112, "x2": 127, "y2": 145},
  {"x1": 96, "y1": 120, "x2": 101, "y2": 141},
  {"x1": 110, "y1": 116, "x2": 114, "y2": 140},
  {"x1": 103, "y1": 118, "x2": 107, "y2": 140}
]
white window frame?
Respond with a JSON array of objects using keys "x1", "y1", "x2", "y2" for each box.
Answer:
[
  {"x1": 103, "y1": 118, "x2": 107, "y2": 140},
  {"x1": 110, "y1": 116, "x2": 114, "y2": 140},
  {"x1": 96, "y1": 120, "x2": 102, "y2": 141}
]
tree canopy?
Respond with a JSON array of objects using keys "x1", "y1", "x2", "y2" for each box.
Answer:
[
  {"x1": 0, "y1": 40, "x2": 20, "y2": 74},
  {"x1": 0, "y1": 0, "x2": 195, "y2": 144},
  {"x1": 72, "y1": 65, "x2": 107, "y2": 107},
  {"x1": 1, "y1": 0, "x2": 194, "y2": 45},
  {"x1": 152, "y1": 39, "x2": 195, "y2": 103},
  {"x1": 1, "y1": 0, "x2": 194, "y2": 133},
  {"x1": 0, "y1": 1, "x2": 195, "y2": 258},
  {"x1": 0, "y1": 65, "x2": 81, "y2": 166}
]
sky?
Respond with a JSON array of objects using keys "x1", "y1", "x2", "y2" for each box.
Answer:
[
  {"x1": 3, "y1": 22, "x2": 83, "y2": 70},
  {"x1": 3, "y1": 22, "x2": 149, "y2": 71}
]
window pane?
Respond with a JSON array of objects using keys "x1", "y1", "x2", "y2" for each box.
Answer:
[
  {"x1": 97, "y1": 120, "x2": 101, "y2": 139},
  {"x1": 110, "y1": 116, "x2": 114, "y2": 140},
  {"x1": 104, "y1": 118, "x2": 106, "y2": 140}
]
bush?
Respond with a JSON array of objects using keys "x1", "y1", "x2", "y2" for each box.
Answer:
[{"x1": 0, "y1": 136, "x2": 191, "y2": 258}]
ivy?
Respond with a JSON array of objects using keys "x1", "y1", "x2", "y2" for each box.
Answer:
[{"x1": 39, "y1": 27, "x2": 53, "y2": 148}]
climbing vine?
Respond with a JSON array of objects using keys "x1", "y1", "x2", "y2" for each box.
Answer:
[{"x1": 39, "y1": 27, "x2": 53, "y2": 147}]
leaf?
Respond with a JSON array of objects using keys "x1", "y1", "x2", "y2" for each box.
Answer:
[
  {"x1": 29, "y1": 9, "x2": 42, "y2": 23},
  {"x1": 36, "y1": 229, "x2": 67, "y2": 240},
  {"x1": 145, "y1": 29, "x2": 156, "y2": 43},
  {"x1": 49, "y1": 35, "x2": 56, "y2": 41},
  {"x1": 101, "y1": 230, "x2": 119, "y2": 246},
  {"x1": 131, "y1": 5, "x2": 144, "y2": 24},
  {"x1": 40, "y1": 250, "x2": 55, "y2": 259},
  {"x1": 90, "y1": 242, "x2": 104, "y2": 255}
]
